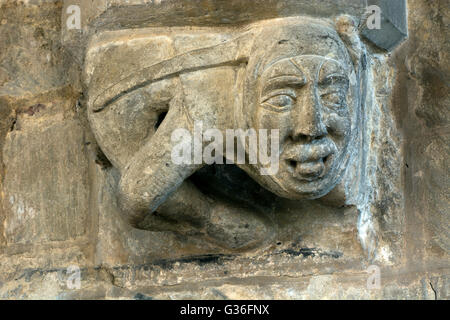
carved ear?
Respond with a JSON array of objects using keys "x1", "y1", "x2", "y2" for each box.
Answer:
[{"x1": 335, "y1": 15, "x2": 366, "y2": 70}]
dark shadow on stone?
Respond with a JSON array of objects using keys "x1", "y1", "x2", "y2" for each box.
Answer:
[{"x1": 190, "y1": 162, "x2": 278, "y2": 213}]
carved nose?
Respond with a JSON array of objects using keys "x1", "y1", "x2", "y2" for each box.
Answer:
[{"x1": 291, "y1": 86, "x2": 327, "y2": 142}]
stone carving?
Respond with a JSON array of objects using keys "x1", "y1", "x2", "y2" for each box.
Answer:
[
  {"x1": 85, "y1": 16, "x2": 367, "y2": 250},
  {"x1": 4, "y1": 0, "x2": 449, "y2": 301}
]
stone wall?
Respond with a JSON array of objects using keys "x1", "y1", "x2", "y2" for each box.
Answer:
[{"x1": 0, "y1": 0, "x2": 448, "y2": 299}]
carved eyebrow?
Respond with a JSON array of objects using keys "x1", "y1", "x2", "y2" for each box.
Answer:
[
  {"x1": 318, "y1": 73, "x2": 349, "y2": 86},
  {"x1": 261, "y1": 75, "x2": 306, "y2": 94}
]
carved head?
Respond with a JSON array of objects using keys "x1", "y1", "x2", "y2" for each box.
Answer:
[{"x1": 238, "y1": 18, "x2": 361, "y2": 200}]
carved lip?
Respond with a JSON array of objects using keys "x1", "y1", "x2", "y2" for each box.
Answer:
[
  {"x1": 283, "y1": 149, "x2": 335, "y2": 181},
  {"x1": 286, "y1": 156, "x2": 330, "y2": 181},
  {"x1": 282, "y1": 140, "x2": 336, "y2": 181}
]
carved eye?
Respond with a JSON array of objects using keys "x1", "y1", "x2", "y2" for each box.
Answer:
[
  {"x1": 261, "y1": 91, "x2": 296, "y2": 111},
  {"x1": 320, "y1": 91, "x2": 346, "y2": 110}
]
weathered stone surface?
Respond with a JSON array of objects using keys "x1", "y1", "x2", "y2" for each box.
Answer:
[
  {"x1": 2, "y1": 101, "x2": 89, "y2": 245},
  {"x1": 0, "y1": 0, "x2": 448, "y2": 300},
  {"x1": 392, "y1": 0, "x2": 449, "y2": 266}
]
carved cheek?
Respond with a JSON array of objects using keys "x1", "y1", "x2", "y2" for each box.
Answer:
[
  {"x1": 256, "y1": 107, "x2": 293, "y2": 141},
  {"x1": 323, "y1": 111, "x2": 351, "y2": 140}
]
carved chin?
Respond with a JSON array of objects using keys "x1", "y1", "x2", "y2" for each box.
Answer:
[{"x1": 280, "y1": 175, "x2": 340, "y2": 200}]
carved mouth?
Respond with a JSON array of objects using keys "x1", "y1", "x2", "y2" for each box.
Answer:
[
  {"x1": 286, "y1": 155, "x2": 331, "y2": 181},
  {"x1": 282, "y1": 139, "x2": 337, "y2": 182}
]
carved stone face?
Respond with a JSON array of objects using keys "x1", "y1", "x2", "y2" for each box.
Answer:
[
  {"x1": 241, "y1": 20, "x2": 357, "y2": 200},
  {"x1": 85, "y1": 18, "x2": 361, "y2": 232}
]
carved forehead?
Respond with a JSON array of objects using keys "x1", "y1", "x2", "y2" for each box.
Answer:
[
  {"x1": 248, "y1": 19, "x2": 351, "y2": 79},
  {"x1": 261, "y1": 56, "x2": 348, "y2": 82}
]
